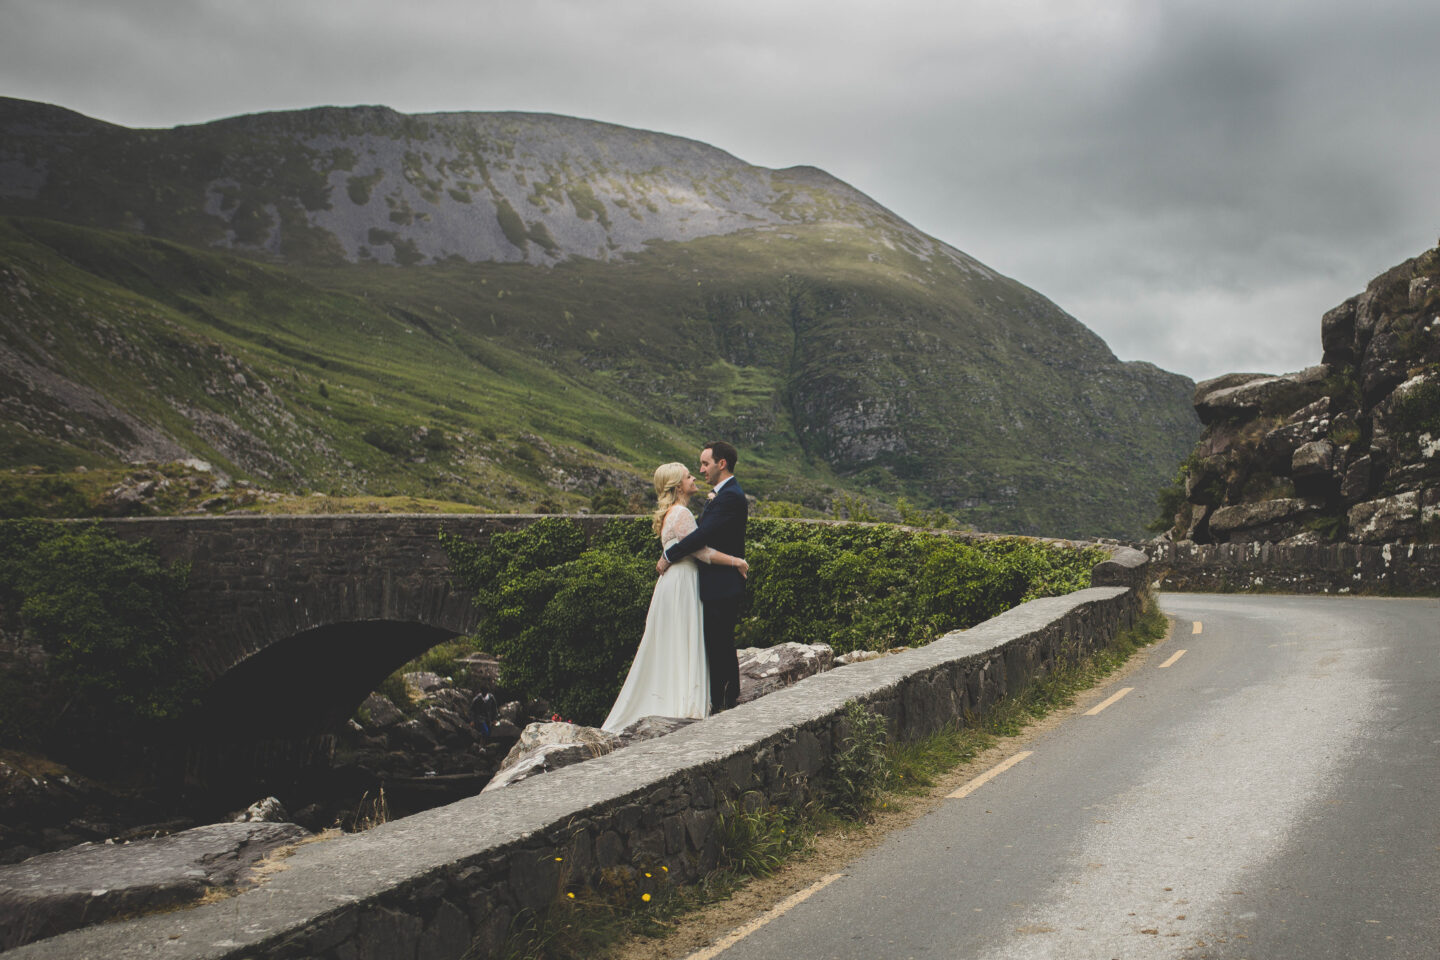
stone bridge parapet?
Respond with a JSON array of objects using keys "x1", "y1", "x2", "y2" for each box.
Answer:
[{"x1": 97, "y1": 514, "x2": 616, "y2": 682}]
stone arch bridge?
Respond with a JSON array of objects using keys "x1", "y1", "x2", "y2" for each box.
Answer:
[{"x1": 99, "y1": 514, "x2": 612, "y2": 744}]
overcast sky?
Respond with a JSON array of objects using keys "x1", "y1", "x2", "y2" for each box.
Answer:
[{"x1": 4, "y1": 0, "x2": 1438, "y2": 382}]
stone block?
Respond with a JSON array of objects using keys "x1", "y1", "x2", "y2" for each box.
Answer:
[
  {"x1": 1291, "y1": 440, "x2": 1334, "y2": 478},
  {"x1": 683, "y1": 808, "x2": 716, "y2": 852},
  {"x1": 1341, "y1": 455, "x2": 1373, "y2": 502},
  {"x1": 356, "y1": 906, "x2": 423, "y2": 960},
  {"x1": 1348, "y1": 493, "x2": 1420, "y2": 543},
  {"x1": 417, "y1": 900, "x2": 471, "y2": 960},
  {"x1": 595, "y1": 830, "x2": 624, "y2": 868},
  {"x1": 507, "y1": 848, "x2": 562, "y2": 912}
]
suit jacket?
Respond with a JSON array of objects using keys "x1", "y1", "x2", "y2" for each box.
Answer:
[{"x1": 664, "y1": 478, "x2": 747, "y2": 603}]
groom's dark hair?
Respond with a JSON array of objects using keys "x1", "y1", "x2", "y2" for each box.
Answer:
[{"x1": 705, "y1": 440, "x2": 738, "y2": 473}]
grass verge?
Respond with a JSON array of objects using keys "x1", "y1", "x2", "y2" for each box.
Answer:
[{"x1": 492, "y1": 595, "x2": 1170, "y2": 960}]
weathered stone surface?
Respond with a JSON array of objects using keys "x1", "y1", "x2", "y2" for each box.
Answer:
[
  {"x1": 1340, "y1": 455, "x2": 1373, "y2": 502},
  {"x1": 1151, "y1": 539, "x2": 1440, "y2": 594},
  {"x1": 614, "y1": 716, "x2": 700, "y2": 745},
  {"x1": 1291, "y1": 440, "x2": 1334, "y2": 478},
  {"x1": 402, "y1": 672, "x2": 448, "y2": 701},
  {"x1": 1321, "y1": 298, "x2": 1358, "y2": 365},
  {"x1": 1193, "y1": 366, "x2": 1328, "y2": 426},
  {"x1": 736, "y1": 642, "x2": 834, "y2": 703},
  {"x1": 356, "y1": 693, "x2": 405, "y2": 729},
  {"x1": 234, "y1": 797, "x2": 288, "y2": 823},
  {"x1": 483, "y1": 722, "x2": 620, "y2": 791},
  {"x1": 1208, "y1": 499, "x2": 1320, "y2": 540},
  {"x1": 0, "y1": 821, "x2": 306, "y2": 949},
  {"x1": 1348, "y1": 493, "x2": 1420, "y2": 543},
  {"x1": 1161, "y1": 243, "x2": 1440, "y2": 547}
]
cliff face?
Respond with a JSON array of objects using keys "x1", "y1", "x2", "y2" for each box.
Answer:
[
  {"x1": 1162, "y1": 243, "x2": 1440, "y2": 545},
  {"x1": 0, "y1": 98, "x2": 1198, "y2": 538}
]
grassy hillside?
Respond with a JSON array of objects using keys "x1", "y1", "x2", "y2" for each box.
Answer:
[{"x1": 0, "y1": 99, "x2": 1200, "y2": 537}]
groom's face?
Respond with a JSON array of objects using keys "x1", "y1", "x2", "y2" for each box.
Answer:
[{"x1": 699, "y1": 448, "x2": 723, "y2": 486}]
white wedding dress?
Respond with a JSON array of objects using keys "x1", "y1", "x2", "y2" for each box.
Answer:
[{"x1": 601, "y1": 505, "x2": 714, "y2": 733}]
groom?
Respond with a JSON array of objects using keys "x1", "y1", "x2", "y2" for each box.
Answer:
[{"x1": 657, "y1": 440, "x2": 746, "y2": 712}]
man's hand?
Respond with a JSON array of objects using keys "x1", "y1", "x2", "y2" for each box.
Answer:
[{"x1": 656, "y1": 555, "x2": 671, "y2": 575}]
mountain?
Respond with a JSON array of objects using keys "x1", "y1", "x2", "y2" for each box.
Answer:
[
  {"x1": 1157, "y1": 242, "x2": 1440, "y2": 544},
  {"x1": 0, "y1": 97, "x2": 1199, "y2": 537}
]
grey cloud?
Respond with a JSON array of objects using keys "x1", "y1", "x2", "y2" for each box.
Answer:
[{"x1": 3, "y1": 0, "x2": 1438, "y2": 382}]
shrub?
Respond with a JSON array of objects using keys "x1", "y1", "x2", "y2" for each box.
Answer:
[
  {"x1": 0, "y1": 520, "x2": 196, "y2": 750},
  {"x1": 443, "y1": 517, "x2": 1105, "y2": 722},
  {"x1": 825, "y1": 700, "x2": 889, "y2": 820},
  {"x1": 442, "y1": 519, "x2": 651, "y2": 724}
]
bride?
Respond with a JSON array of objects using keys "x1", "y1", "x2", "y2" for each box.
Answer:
[{"x1": 601, "y1": 463, "x2": 748, "y2": 733}]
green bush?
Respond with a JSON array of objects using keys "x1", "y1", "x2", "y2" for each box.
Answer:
[
  {"x1": 442, "y1": 518, "x2": 653, "y2": 724},
  {"x1": 442, "y1": 518, "x2": 1105, "y2": 725},
  {"x1": 0, "y1": 520, "x2": 196, "y2": 749}
]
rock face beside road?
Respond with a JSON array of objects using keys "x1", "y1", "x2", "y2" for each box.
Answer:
[{"x1": 1163, "y1": 242, "x2": 1440, "y2": 545}]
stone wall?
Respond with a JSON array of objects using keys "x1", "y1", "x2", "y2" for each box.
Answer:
[
  {"x1": 1149, "y1": 539, "x2": 1440, "y2": 595},
  {"x1": 7, "y1": 552, "x2": 1148, "y2": 960}
]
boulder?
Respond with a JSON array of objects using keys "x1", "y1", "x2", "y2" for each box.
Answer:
[
  {"x1": 1360, "y1": 330, "x2": 1410, "y2": 401},
  {"x1": 736, "y1": 642, "x2": 835, "y2": 703},
  {"x1": 483, "y1": 722, "x2": 619, "y2": 792},
  {"x1": 1291, "y1": 441, "x2": 1334, "y2": 478},
  {"x1": 402, "y1": 671, "x2": 448, "y2": 701},
  {"x1": 454, "y1": 652, "x2": 500, "y2": 690},
  {"x1": 356, "y1": 692, "x2": 406, "y2": 729},
  {"x1": 1208, "y1": 498, "x2": 1321, "y2": 542},
  {"x1": 0, "y1": 821, "x2": 307, "y2": 949},
  {"x1": 1321, "y1": 298, "x2": 1358, "y2": 364},
  {"x1": 1348, "y1": 492, "x2": 1420, "y2": 542},
  {"x1": 1340, "y1": 455, "x2": 1373, "y2": 502},
  {"x1": 1193, "y1": 366, "x2": 1328, "y2": 426},
  {"x1": 233, "y1": 796, "x2": 288, "y2": 823}
]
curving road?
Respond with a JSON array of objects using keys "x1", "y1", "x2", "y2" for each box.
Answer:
[{"x1": 694, "y1": 594, "x2": 1440, "y2": 960}]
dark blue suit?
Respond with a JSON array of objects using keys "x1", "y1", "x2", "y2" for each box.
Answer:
[{"x1": 664, "y1": 477, "x2": 746, "y2": 709}]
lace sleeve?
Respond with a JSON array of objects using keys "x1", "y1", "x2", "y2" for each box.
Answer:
[{"x1": 663, "y1": 507, "x2": 717, "y2": 563}]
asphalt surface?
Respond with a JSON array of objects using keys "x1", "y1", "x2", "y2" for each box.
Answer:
[{"x1": 701, "y1": 593, "x2": 1440, "y2": 960}]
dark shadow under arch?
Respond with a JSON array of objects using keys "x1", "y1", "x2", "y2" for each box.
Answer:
[{"x1": 191, "y1": 620, "x2": 460, "y2": 741}]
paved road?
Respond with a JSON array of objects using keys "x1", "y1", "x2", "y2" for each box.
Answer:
[{"x1": 701, "y1": 594, "x2": 1439, "y2": 960}]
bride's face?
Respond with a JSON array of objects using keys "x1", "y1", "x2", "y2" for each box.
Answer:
[{"x1": 679, "y1": 474, "x2": 698, "y2": 498}]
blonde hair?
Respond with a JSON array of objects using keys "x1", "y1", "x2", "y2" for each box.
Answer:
[{"x1": 652, "y1": 462, "x2": 689, "y2": 536}]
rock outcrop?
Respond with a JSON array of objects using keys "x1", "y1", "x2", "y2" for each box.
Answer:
[
  {"x1": 0, "y1": 821, "x2": 307, "y2": 950},
  {"x1": 1163, "y1": 243, "x2": 1440, "y2": 545}
]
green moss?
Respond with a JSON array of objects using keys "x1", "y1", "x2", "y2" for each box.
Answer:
[
  {"x1": 494, "y1": 198, "x2": 527, "y2": 250},
  {"x1": 566, "y1": 181, "x2": 611, "y2": 229},
  {"x1": 346, "y1": 168, "x2": 385, "y2": 205}
]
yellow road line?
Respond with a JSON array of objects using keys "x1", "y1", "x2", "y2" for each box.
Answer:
[
  {"x1": 1192, "y1": 620, "x2": 1203, "y2": 634},
  {"x1": 682, "y1": 872, "x2": 845, "y2": 960},
  {"x1": 1158, "y1": 649, "x2": 1188, "y2": 669},
  {"x1": 1084, "y1": 687, "x2": 1134, "y2": 716},
  {"x1": 947, "y1": 751, "x2": 1033, "y2": 799}
]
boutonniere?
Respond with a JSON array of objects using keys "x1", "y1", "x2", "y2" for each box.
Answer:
[{"x1": 707, "y1": 491, "x2": 716, "y2": 501}]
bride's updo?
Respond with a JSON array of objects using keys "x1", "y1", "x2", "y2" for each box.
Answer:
[{"x1": 652, "y1": 462, "x2": 688, "y2": 535}]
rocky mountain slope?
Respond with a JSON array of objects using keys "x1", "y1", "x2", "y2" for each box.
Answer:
[
  {"x1": 1159, "y1": 242, "x2": 1440, "y2": 544},
  {"x1": 0, "y1": 97, "x2": 1198, "y2": 537}
]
